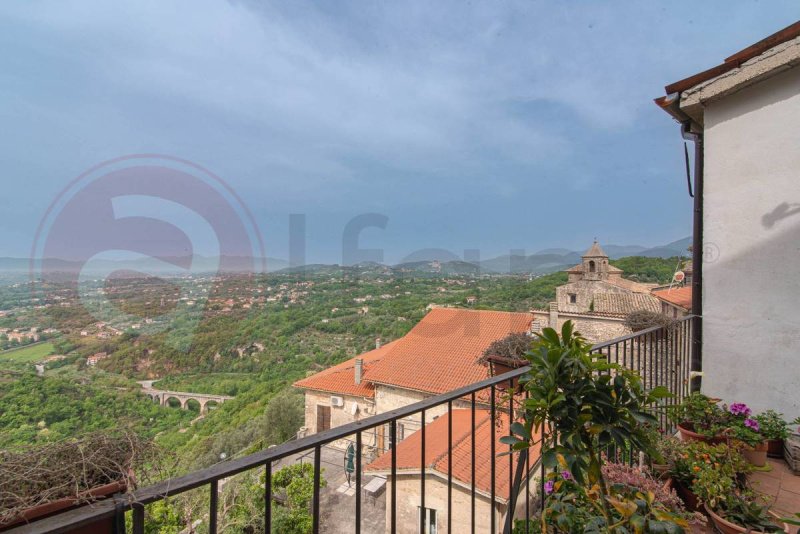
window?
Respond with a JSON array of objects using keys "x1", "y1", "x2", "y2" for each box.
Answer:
[
  {"x1": 568, "y1": 293, "x2": 577, "y2": 304},
  {"x1": 316, "y1": 405, "x2": 331, "y2": 432},
  {"x1": 588, "y1": 260, "x2": 596, "y2": 273},
  {"x1": 397, "y1": 423, "x2": 405, "y2": 441},
  {"x1": 417, "y1": 507, "x2": 437, "y2": 534}
]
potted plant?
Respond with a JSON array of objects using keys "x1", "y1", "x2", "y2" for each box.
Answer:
[
  {"x1": 649, "y1": 434, "x2": 683, "y2": 480},
  {"x1": 755, "y1": 410, "x2": 790, "y2": 458},
  {"x1": 477, "y1": 331, "x2": 532, "y2": 390},
  {"x1": 501, "y1": 322, "x2": 688, "y2": 532},
  {"x1": 726, "y1": 403, "x2": 768, "y2": 467},
  {"x1": 668, "y1": 441, "x2": 749, "y2": 513},
  {"x1": 705, "y1": 494, "x2": 788, "y2": 533},
  {"x1": 671, "y1": 393, "x2": 729, "y2": 443},
  {"x1": 601, "y1": 461, "x2": 686, "y2": 514}
]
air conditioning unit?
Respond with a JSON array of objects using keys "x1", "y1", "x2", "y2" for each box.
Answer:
[{"x1": 330, "y1": 396, "x2": 344, "y2": 407}]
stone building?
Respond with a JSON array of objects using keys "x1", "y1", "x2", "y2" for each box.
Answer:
[
  {"x1": 366, "y1": 410, "x2": 539, "y2": 534},
  {"x1": 294, "y1": 307, "x2": 534, "y2": 454},
  {"x1": 532, "y1": 241, "x2": 661, "y2": 342}
]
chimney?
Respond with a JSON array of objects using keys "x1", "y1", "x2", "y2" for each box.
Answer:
[
  {"x1": 375, "y1": 337, "x2": 382, "y2": 349},
  {"x1": 354, "y1": 358, "x2": 363, "y2": 385}
]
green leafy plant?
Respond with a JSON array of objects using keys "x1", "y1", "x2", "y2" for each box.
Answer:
[
  {"x1": 269, "y1": 463, "x2": 326, "y2": 534},
  {"x1": 502, "y1": 322, "x2": 683, "y2": 533},
  {"x1": 755, "y1": 410, "x2": 789, "y2": 440},
  {"x1": 652, "y1": 435, "x2": 683, "y2": 468},
  {"x1": 668, "y1": 441, "x2": 749, "y2": 509},
  {"x1": 715, "y1": 494, "x2": 784, "y2": 532},
  {"x1": 669, "y1": 393, "x2": 728, "y2": 438},
  {"x1": 780, "y1": 512, "x2": 800, "y2": 526},
  {"x1": 539, "y1": 468, "x2": 687, "y2": 533}
]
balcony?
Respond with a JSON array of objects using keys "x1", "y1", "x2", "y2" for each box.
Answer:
[{"x1": 4, "y1": 316, "x2": 723, "y2": 534}]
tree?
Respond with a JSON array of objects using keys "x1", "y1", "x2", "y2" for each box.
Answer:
[
  {"x1": 263, "y1": 389, "x2": 304, "y2": 444},
  {"x1": 270, "y1": 463, "x2": 326, "y2": 534}
]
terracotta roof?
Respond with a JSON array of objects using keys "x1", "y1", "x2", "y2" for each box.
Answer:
[
  {"x1": 605, "y1": 277, "x2": 658, "y2": 294},
  {"x1": 293, "y1": 340, "x2": 399, "y2": 398},
  {"x1": 652, "y1": 286, "x2": 692, "y2": 311},
  {"x1": 362, "y1": 308, "x2": 533, "y2": 395},
  {"x1": 583, "y1": 241, "x2": 608, "y2": 258},
  {"x1": 592, "y1": 292, "x2": 660, "y2": 316},
  {"x1": 365, "y1": 409, "x2": 540, "y2": 501},
  {"x1": 566, "y1": 263, "x2": 623, "y2": 274},
  {"x1": 656, "y1": 20, "x2": 800, "y2": 100}
]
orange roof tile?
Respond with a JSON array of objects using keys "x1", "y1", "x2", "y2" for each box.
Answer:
[
  {"x1": 362, "y1": 308, "x2": 533, "y2": 395},
  {"x1": 366, "y1": 409, "x2": 540, "y2": 501},
  {"x1": 293, "y1": 340, "x2": 399, "y2": 398},
  {"x1": 652, "y1": 286, "x2": 692, "y2": 311}
]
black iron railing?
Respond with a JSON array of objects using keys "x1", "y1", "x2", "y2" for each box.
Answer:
[{"x1": 7, "y1": 315, "x2": 695, "y2": 534}]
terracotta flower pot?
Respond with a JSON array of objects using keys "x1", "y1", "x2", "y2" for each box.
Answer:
[
  {"x1": 651, "y1": 463, "x2": 670, "y2": 480},
  {"x1": 742, "y1": 441, "x2": 769, "y2": 467},
  {"x1": 674, "y1": 480, "x2": 701, "y2": 512},
  {"x1": 486, "y1": 355, "x2": 527, "y2": 392},
  {"x1": 767, "y1": 439, "x2": 784, "y2": 458},
  {"x1": 677, "y1": 423, "x2": 726, "y2": 444},
  {"x1": 704, "y1": 504, "x2": 789, "y2": 533}
]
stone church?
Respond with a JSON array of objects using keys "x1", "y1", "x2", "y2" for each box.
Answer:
[{"x1": 532, "y1": 241, "x2": 660, "y2": 342}]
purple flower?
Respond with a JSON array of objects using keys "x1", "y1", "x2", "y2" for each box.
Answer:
[
  {"x1": 561, "y1": 471, "x2": 572, "y2": 480},
  {"x1": 729, "y1": 403, "x2": 751, "y2": 417},
  {"x1": 544, "y1": 480, "x2": 555, "y2": 494},
  {"x1": 744, "y1": 418, "x2": 760, "y2": 432}
]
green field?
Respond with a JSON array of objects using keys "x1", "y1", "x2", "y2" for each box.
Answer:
[{"x1": 0, "y1": 342, "x2": 55, "y2": 363}]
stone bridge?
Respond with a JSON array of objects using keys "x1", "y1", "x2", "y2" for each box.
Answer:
[{"x1": 138, "y1": 380, "x2": 234, "y2": 414}]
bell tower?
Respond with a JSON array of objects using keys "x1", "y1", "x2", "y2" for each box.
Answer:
[{"x1": 581, "y1": 240, "x2": 609, "y2": 281}]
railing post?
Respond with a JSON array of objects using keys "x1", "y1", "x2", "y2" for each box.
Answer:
[{"x1": 503, "y1": 448, "x2": 528, "y2": 534}]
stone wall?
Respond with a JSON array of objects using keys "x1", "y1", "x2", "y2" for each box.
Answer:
[
  {"x1": 384, "y1": 474, "x2": 503, "y2": 534},
  {"x1": 556, "y1": 280, "x2": 636, "y2": 314},
  {"x1": 373, "y1": 385, "x2": 473, "y2": 452},
  {"x1": 531, "y1": 309, "x2": 629, "y2": 343},
  {"x1": 302, "y1": 390, "x2": 376, "y2": 450}
]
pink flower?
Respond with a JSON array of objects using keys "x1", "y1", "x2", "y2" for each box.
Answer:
[
  {"x1": 729, "y1": 403, "x2": 751, "y2": 417},
  {"x1": 744, "y1": 418, "x2": 760, "y2": 432},
  {"x1": 561, "y1": 471, "x2": 572, "y2": 480},
  {"x1": 544, "y1": 480, "x2": 555, "y2": 494}
]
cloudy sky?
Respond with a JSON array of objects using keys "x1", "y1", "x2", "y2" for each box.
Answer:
[{"x1": 1, "y1": 1, "x2": 797, "y2": 264}]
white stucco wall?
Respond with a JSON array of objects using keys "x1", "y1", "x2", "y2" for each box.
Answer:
[{"x1": 701, "y1": 65, "x2": 800, "y2": 418}]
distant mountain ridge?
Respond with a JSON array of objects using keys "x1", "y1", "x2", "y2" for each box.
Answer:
[{"x1": 1, "y1": 236, "x2": 691, "y2": 277}]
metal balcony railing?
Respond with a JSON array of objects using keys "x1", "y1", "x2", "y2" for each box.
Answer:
[{"x1": 7, "y1": 315, "x2": 695, "y2": 534}]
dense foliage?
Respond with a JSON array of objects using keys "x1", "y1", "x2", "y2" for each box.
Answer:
[{"x1": 505, "y1": 322, "x2": 684, "y2": 533}]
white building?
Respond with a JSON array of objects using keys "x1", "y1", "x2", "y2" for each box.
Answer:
[{"x1": 656, "y1": 20, "x2": 800, "y2": 416}]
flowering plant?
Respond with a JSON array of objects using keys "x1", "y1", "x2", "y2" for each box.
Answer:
[
  {"x1": 670, "y1": 393, "x2": 729, "y2": 438},
  {"x1": 753, "y1": 410, "x2": 789, "y2": 440},
  {"x1": 725, "y1": 403, "x2": 764, "y2": 447},
  {"x1": 669, "y1": 441, "x2": 749, "y2": 508}
]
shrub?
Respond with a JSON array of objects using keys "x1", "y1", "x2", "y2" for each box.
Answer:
[
  {"x1": 755, "y1": 410, "x2": 789, "y2": 440},
  {"x1": 601, "y1": 462, "x2": 684, "y2": 511}
]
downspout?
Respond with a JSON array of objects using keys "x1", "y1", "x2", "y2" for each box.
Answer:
[{"x1": 681, "y1": 121, "x2": 703, "y2": 393}]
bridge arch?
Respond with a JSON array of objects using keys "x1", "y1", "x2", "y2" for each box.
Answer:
[{"x1": 165, "y1": 396, "x2": 182, "y2": 409}]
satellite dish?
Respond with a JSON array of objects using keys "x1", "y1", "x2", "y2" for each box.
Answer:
[{"x1": 674, "y1": 271, "x2": 685, "y2": 282}]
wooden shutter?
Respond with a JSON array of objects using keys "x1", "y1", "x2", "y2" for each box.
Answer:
[{"x1": 316, "y1": 405, "x2": 331, "y2": 431}]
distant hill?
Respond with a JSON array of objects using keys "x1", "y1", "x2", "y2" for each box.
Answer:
[{"x1": 0, "y1": 236, "x2": 691, "y2": 278}]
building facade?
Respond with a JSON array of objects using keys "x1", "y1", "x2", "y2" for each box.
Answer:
[
  {"x1": 656, "y1": 20, "x2": 800, "y2": 416},
  {"x1": 532, "y1": 242, "x2": 661, "y2": 342}
]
